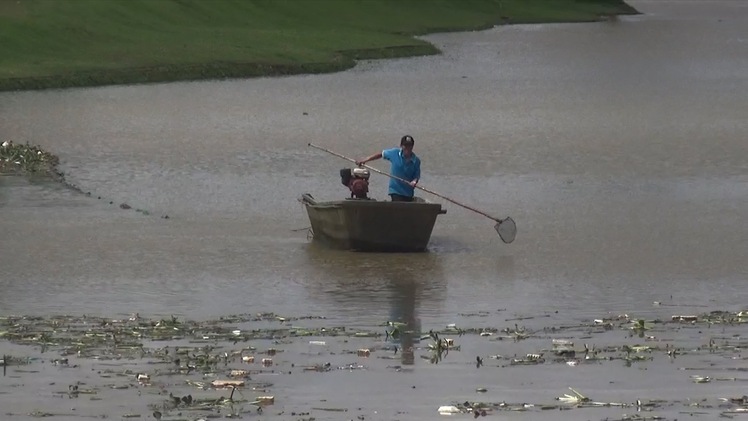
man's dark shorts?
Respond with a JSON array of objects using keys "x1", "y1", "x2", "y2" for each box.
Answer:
[{"x1": 390, "y1": 194, "x2": 413, "y2": 202}]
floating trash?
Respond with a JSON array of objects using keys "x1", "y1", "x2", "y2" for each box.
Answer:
[
  {"x1": 556, "y1": 387, "x2": 589, "y2": 404},
  {"x1": 672, "y1": 315, "x2": 699, "y2": 322},
  {"x1": 255, "y1": 395, "x2": 275, "y2": 405},
  {"x1": 438, "y1": 405, "x2": 462, "y2": 415},
  {"x1": 2, "y1": 309, "x2": 748, "y2": 420},
  {"x1": 229, "y1": 369, "x2": 249, "y2": 378},
  {"x1": 211, "y1": 379, "x2": 244, "y2": 388}
]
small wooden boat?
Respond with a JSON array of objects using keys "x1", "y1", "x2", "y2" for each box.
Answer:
[{"x1": 299, "y1": 193, "x2": 446, "y2": 252}]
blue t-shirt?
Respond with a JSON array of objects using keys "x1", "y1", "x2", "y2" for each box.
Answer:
[{"x1": 382, "y1": 147, "x2": 421, "y2": 197}]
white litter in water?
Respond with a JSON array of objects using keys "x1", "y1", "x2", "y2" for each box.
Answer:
[{"x1": 438, "y1": 405, "x2": 461, "y2": 415}]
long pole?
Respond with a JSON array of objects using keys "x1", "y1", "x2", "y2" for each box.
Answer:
[{"x1": 307, "y1": 142, "x2": 505, "y2": 224}]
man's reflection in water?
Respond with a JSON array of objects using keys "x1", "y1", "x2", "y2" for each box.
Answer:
[{"x1": 388, "y1": 272, "x2": 420, "y2": 365}]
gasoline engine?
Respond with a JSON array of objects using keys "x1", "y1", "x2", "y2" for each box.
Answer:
[{"x1": 340, "y1": 167, "x2": 370, "y2": 199}]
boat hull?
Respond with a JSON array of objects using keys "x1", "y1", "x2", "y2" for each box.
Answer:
[{"x1": 300, "y1": 194, "x2": 446, "y2": 252}]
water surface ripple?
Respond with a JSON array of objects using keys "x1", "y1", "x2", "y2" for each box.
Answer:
[{"x1": 1, "y1": 1, "x2": 747, "y2": 419}]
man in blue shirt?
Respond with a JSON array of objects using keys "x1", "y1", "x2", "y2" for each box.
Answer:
[{"x1": 356, "y1": 135, "x2": 421, "y2": 202}]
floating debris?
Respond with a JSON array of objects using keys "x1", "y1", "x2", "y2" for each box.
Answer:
[
  {"x1": 438, "y1": 405, "x2": 462, "y2": 415},
  {"x1": 672, "y1": 315, "x2": 699, "y2": 322},
  {"x1": 212, "y1": 379, "x2": 244, "y2": 388},
  {"x1": 0, "y1": 139, "x2": 60, "y2": 176},
  {"x1": 511, "y1": 353, "x2": 545, "y2": 365},
  {"x1": 556, "y1": 387, "x2": 589, "y2": 404},
  {"x1": 256, "y1": 395, "x2": 275, "y2": 405},
  {"x1": 229, "y1": 369, "x2": 250, "y2": 378},
  {"x1": 1, "y1": 308, "x2": 748, "y2": 420}
]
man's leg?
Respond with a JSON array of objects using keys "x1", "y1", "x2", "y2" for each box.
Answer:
[{"x1": 390, "y1": 194, "x2": 413, "y2": 202}]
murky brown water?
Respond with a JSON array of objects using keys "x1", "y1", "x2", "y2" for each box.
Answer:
[{"x1": 1, "y1": 1, "x2": 747, "y2": 419}]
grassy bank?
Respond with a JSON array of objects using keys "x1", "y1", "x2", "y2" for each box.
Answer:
[{"x1": 0, "y1": 0, "x2": 638, "y2": 92}]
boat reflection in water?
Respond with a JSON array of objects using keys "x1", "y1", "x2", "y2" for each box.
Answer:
[{"x1": 300, "y1": 242, "x2": 447, "y2": 366}]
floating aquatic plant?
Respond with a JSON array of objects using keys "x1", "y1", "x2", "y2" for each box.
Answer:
[
  {"x1": 2, "y1": 308, "x2": 748, "y2": 419},
  {"x1": 0, "y1": 139, "x2": 60, "y2": 176}
]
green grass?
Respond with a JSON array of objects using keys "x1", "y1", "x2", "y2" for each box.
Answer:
[{"x1": 0, "y1": 0, "x2": 638, "y2": 91}]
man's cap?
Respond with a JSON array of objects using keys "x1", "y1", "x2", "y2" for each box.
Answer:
[{"x1": 400, "y1": 135, "x2": 415, "y2": 146}]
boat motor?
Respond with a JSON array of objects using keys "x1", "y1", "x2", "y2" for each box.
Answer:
[{"x1": 340, "y1": 167, "x2": 370, "y2": 199}]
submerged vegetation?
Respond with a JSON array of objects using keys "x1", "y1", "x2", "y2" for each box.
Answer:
[
  {"x1": 2, "y1": 308, "x2": 748, "y2": 419},
  {"x1": 0, "y1": 0, "x2": 639, "y2": 91}
]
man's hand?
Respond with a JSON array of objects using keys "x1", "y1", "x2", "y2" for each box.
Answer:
[
  {"x1": 355, "y1": 159, "x2": 365, "y2": 166},
  {"x1": 409, "y1": 180, "x2": 418, "y2": 188}
]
